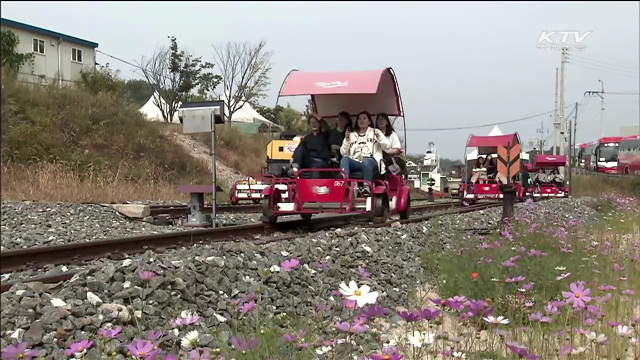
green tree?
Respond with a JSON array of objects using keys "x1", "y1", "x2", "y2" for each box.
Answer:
[
  {"x1": 138, "y1": 36, "x2": 222, "y2": 124},
  {"x1": 78, "y1": 64, "x2": 126, "y2": 96},
  {"x1": 123, "y1": 79, "x2": 154, "y2": 107},
  {"x1": 256, "y1": 103, "x2": 307, "y2": 132},
  {"x1": 0, "y1": 29, "x2": 33, "y2": 75},
  {"x1": 278, "y1": 104, "x2": 307, "y2": 131}
]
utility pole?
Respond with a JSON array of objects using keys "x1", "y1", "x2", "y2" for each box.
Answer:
[
  {"x1": 559, "y1": 48, "x2": 567, "y2": 156},
  {"x1": 599, "y1": 80, "x2": 605, "y2": 137},
  {"x1": 584, "y1": 81, "x2": 605, "y2": 137},
  {"x1": 553, "y1": 67, "x2": 559, "y2": 155},
  {"x1": 574, "y1": 101, "x2": 578, "y2": 166},
  {"x1": 537, "y1": 121, "x2": 549, "y2": 154}
]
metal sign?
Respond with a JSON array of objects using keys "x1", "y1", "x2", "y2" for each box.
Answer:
[
  {"x1": 180, "y1": 101, "x2": 225, "y2": 134},
  {"x1": 497, "y1": 142, "x2": 521, "y2": 183},
  {"x1": 426, "y1": 178, "x2": 436, "y2": 187},
  {"x1": 179, "y1": 100, "x2": 226, "y2": 228}
]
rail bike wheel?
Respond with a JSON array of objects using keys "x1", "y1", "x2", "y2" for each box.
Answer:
[
  {"x1": 300, "y1": 213, "x2": 312, "y2": 221},
  {"x1": 398, "y1": 193, "x2": 410, "y2": 220},
  {"x1": 373, "y1": 194, "x2": 389, "y2": 224},
  {"x1": 261, "y1": 195, "x2": 278, "y2": 225}
]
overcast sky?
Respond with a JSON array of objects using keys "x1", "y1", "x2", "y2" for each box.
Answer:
[{"x1": 2, "y1": 1, "x2": 638, "y2": 158}]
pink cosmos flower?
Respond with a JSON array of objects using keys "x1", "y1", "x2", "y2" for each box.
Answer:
[
  {"x1": 127, "y1": 339, "x2": 154, "y2": 358},
  {"x1": 64, "y1": 340, "x2": 93, "y2": 357},
  {"x1": 358, "y1": 265, "x2": 370, "y2": 279},
  {"x1": 240, "y1": 301, "x2": 256, "y2": 314},
  {"x1": 556, "y1": 273, "x2": 571, "y2": 281},
  {"x1": 1, "y1": 342, "x2": 39, "y2": 360},
  {"x1": 334, "y1": 321, "x2": 368, "y2": 334},
  {"x1": 231, "y1": 335, "x2": 256, "y2": 351},
  {"x1": 98, "y1": 326, "x2": 122, "y2": 338},
  {"x1": 506, "y1": 276, "x2": 526, "y2": 283},
  {"x1": 139, "y1": 271, "x2": 156, "y2": 280},
  {"x1": 562, "y1": 282, "x2": 592, "y2": 308},
  {"x1": 281, "y1": 258, "x2": 300, "y2": 271},
  {"x1": 343, "y1": 298, "x2": 357, "y2": 310}
]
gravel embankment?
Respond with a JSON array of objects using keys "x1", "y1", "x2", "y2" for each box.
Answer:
[
  {"x1": 0, "y1": 198, "x2": 600, "y2": 358},
  {"x1": 0, "y1": 201, "x2": 262, "y2": 250}
]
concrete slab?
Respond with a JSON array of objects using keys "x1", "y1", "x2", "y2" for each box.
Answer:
[{"x1": 106, "y1": 204, "x2": 151, "y2": 218}]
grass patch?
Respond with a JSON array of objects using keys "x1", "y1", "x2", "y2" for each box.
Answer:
[
  {"x1": 570, "y1": 174, "x2": 640, "y2": 198},
  {"x1": 0, "y1": 67, "x2": 212, "y2": 203},
  {"x1": 190, "y1": 125, "x2": 272, "y2": 177}
]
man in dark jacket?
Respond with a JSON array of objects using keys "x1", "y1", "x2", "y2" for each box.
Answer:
[{"x1": 289, "y1": 114, "x2": 331, "y2": 177}]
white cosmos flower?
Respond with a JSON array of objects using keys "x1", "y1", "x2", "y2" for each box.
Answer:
[
  {"x1": 181, "y1": 330, "x2": 199, "y2": 351},
  {"x1": 555, "y1": 266, "x2": 566, "y2": 271},
  {"x1": 316, "y1": 346, "x2": 332, "y2": 355},
  {"x1": 452, "y1": 352, "x2": 466, "y2": 359},
  {"x1": 338, "y1": 280, "x2": 378, "y2": 308},
  {"x1": 483, "y1": 316, "x2": 509, "y2": 324},
  {"x1": 571, "y1": 346, "x2": 586, "y2": 354},
  {"x1": 585, "y1": 331, "x2": 607, "y2": 343},
  {"x1": 616, "y1": 325, "x2": 633, "y2": 337},
  {"x1": 407, "y1": 331, "x2": 434, "y2": 347}
]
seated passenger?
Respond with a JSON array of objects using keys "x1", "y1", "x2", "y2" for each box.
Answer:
[
  {"x1": 470, "y1": 156, "x2": 488, "y2": 183},
  {"x1": 486, "y1": 155, "x2": 508, "y2": 184},
  {"x1": 375, "y1": 113, "x2": 404, "y2": 176},
  {"x1": 322, "y1": 111, "x2": 351, "y2": 167},
  {"x1": 289, "y1": 114, "x2": 331, "y2": 177},
  {"x1": 532, "y1": 168, "x2": 548, "y2": 186},
  {"x1": 550, "y1": 167, "x2": 564, "y2": 186},
  {"x1": 340, "y1": 111, "x2": 392, "y2": 196}
]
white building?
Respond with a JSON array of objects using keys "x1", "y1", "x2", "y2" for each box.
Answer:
[{"x1": 0, "y1": 17, "x2": 98, "y2": 87}]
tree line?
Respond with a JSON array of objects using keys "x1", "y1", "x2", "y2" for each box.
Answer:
[{"x1": 0, "y1": 29, "x2": 307, "y2": 131}]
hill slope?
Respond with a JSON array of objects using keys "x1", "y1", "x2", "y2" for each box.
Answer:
[{"x1": 0, "y1": 70, "x2": 216, "y2": 203}]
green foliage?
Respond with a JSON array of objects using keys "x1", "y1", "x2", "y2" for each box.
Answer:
[
  {"x1": 138, "y1": 36, "x2": 222, "y2": 123},
  {"x1": 78, "y1": 64, "x2": 126, "y2": 97},
  {"x1": 424, "y1": 199, "x2": 639, "y2": 329},
  {"x1": 0, "y1": 66, "x2": 210, "y2": 184},
  {"x1": 0, "y1": 29, "x2": 33, "y2": 75},
  {"x1": 123, "y1": 79, "x2": 154, "y2": 107},
  {"x1": 256, "y1": 103, "x2": 307, "y2": 131}
]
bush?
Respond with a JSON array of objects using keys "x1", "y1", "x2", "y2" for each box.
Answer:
[{"x1": 0, "y1": 66, "x2": 211, "y2": 201}]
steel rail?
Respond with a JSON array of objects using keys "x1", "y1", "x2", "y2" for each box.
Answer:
[{"x1": 0, "y1": 200, "x2": 493, "y2": 293}]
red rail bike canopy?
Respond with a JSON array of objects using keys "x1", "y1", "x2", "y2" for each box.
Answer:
[
  {"x1": 277, "y1": 68, "x2": 403, "y2": 118},
  {"x1": 533, "y1": 154, "x2": 567, "y2": 168},
  {"x1": 466, "y1": 133, "x2": 520, "y2": 155}
]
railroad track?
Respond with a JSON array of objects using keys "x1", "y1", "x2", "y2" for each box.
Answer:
[
  {"x1": 148, "y1": 197, "x2": 445, "y2": 217},
  {"x1": 0, "y1": 201, "x2": 499, "y2": 293}
]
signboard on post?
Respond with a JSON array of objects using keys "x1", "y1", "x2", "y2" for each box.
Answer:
[
  {"x1": 179, "y1": 100, "x2": 225, "y2": 228},
  {"x1": 497, "y1": 142, "x2": 521, "y2": 184}
]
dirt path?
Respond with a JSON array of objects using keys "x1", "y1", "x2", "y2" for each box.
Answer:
[{"x1": 165, "y1": 130, "x2": 247, "y2": 189}]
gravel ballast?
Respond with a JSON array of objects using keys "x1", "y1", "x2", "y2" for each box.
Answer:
[
  {"x1": 0, "y1": 197, "x2": 600, "y2": 358},
  {"x1": 0, "y1": 201, "x2": 262, "y2": 250}
]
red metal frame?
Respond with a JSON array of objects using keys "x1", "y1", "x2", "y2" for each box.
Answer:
[
  {"x1": 461, "y1": 132, "x2": 525, "y2": 203},
  {"x1": 230, "y1": 174, "x2": 278, "y2": 204}
]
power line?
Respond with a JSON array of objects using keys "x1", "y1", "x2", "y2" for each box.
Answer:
[
  {"x1": 569, "y1": 59, "x2": 640, "y2": 79},
  {"x1": 570, "y1": 53, "x2": 639, "y2": 72},
  {"x1": 405, "y1": 105, "x2": 574, "y2": 132}
]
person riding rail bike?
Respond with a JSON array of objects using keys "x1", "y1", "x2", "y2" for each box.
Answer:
[
  {"x1": 289, "y1": 114, "x2": 331, "y2": 177},
  {"x1": 340, "y1": 111, "x2": 392, "y2": 196}
]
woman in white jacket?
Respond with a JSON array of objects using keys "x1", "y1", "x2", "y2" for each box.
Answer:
[{"x1": 340, "y1": 111, "x2": 392, "y2": 195}]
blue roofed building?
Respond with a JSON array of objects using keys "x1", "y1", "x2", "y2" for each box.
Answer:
[{"x1": 1, "y1": 17, "x2": 98, "y2": 87}]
